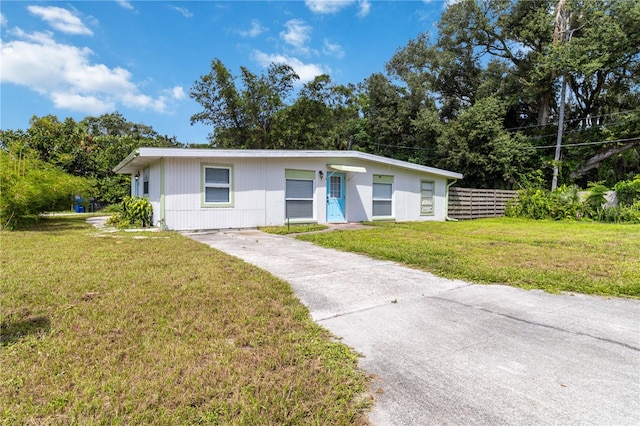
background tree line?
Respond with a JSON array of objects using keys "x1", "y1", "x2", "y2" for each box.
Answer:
[
  {"x1": 190, "y1": 0, "x2": 639, "y2": 189},
  {"x1": 2, "y1": 0, "x2": 638, "y2": 228}
]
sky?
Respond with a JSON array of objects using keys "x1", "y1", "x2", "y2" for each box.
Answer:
[{"x1": 1, "y1": 0, "x2": 453, "y2": 144}]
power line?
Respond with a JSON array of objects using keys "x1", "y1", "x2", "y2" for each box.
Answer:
[
  {"x1": 532, "y1": 137, "x2": 640, "y2": 149},
  {"x1": 504, "y1": 109, "x2": 640, "y2": 132},
  {"x1": 369, "y1": 136, "x2": 640, "y2": 151},
  {"x1": 531, "y1": 126, "x2": 607, "y2": 140}
]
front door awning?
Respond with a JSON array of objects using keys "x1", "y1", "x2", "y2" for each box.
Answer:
[{"x1": 328, "y1": 164, "x2": 367, "y2": 173}]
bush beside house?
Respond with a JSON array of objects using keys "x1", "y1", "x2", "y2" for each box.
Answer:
[{"x1": 506, "y1": 175, "x2": 640, "y2": 223}]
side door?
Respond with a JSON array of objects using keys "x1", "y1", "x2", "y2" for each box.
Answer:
[{"x1": 326, "y1": 172, "x2": 346, "y2": 222}]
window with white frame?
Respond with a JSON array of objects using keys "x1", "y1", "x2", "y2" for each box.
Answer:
[
  {"x1": 285, "y1": 169, "x2": 315, "y2": 220},
  {"x1": 420, "y1": 180, "x2": 435, "y2": 215},
  {"x1": 202, "y1": 164, "x2": 233, "y2": 206},
  {"x1": 372, "y1": 175, "x2": 394, "y2": 217}
]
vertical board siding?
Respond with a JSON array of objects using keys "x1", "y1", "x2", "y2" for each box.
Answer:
[
  {"x1": 164, "y1": 158, "x2": 267, "y2": 230},
  {"x1": 448, "y1": 188, "x2": 518, "y2": 220},
  {"x1": 148, "y1": 164, "x2": 161, "y2": 226},
  {"x1": 153, "y1": 156, "x2": 452, "y2": 230}
]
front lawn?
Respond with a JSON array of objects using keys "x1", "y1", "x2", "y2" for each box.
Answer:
[
  {"x1": 296, "y1": 218, "x2": 640, "y2": 298},
  {"x1": 1, "y1": 217, "x2": 370, "y2": 424}
]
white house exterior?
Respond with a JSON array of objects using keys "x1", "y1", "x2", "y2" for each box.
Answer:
[{"x1": 113, "y1": 148, "x2": 463, "y2": 230}]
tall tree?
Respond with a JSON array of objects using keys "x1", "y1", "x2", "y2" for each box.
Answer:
[
  {"x1": 190, "y1": 59, "x2": 299, "y2": 148},
  {"x1": 436, "y1": 96, "x2": 532, "y2": 188},
  {"x1": 275, "y1": 75, "x2": 361, "y2": 150},
  {"x1": 436, "y1": 0, "x2": 558, "y2": 127}
]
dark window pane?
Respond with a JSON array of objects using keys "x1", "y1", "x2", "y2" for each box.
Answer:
[
  {"x1": 286, "y1": 200, "x2": 313, "y2": 219},
  {"x1": 373, "y1": 200, "x2": 392, "y2": 216},
  {"x1": 205, "y1": 168, "x2": 229, "y2": 184},
  {"x1": 286, "y1": 179, "x2": 313, "y2": 199},
  {"x1": 205, "y1": 187, "x2": 229, "y2": 203}
]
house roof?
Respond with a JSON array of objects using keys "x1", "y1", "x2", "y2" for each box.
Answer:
[{"x1": 113, "y1": 148, "x2": 463, "y2": 179}]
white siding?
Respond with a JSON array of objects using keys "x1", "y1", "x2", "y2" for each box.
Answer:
[
  {"x1": 137, "y1": 156, "x2": 450, "y2": 230},
  {"x1": 148, "y1": 163, "x2": 161, "y2": 225},
  {"x1": 130, "y1": 165, "x2": 161, "y2": 226}
]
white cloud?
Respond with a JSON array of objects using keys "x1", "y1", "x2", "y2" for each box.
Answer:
[
  {"x1": 305, "y1": 0, "x2": 354, "y2": 14},
  {"x1": 323, "y1": 39, "x2": 345, "y2": 59},
  {"x1": 1, "y1": 30, "x2": 172, "y2": 114},
  {"x1": 240, "y1": 20, "x2": 267, "y2": 38},
  {"x1": 357, "y1": 0, "x2": 371, "y2": 17},
  {"x1": 116, "y1": 1, "x2": 134, "y2": 11},
  {"x1": 280, "y1": 19, "x2": 312, "y2": 49},
  {"x1": 170, "y1": 6, "x2": 193, "y2": 18},
  {"x1": 1, "y1": 13, "x2": 7, "y2": 27},
  {"x1": 252, "y1": 51, "x2": 328, "y2": 84},
  {"x1": 50, "y1": 92, "x2": 114, "y2": 115},
  {"x1": 171, "y1": 86, "x2": 186, "y2": 100},
  {"x1": 27, "y1": 5, "x2": 93, "y2": 36}
]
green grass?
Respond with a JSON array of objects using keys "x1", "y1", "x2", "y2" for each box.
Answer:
[
  {"x1": 1, "y1": 217, "x2": 370, "y2": 424},
  {"x1": 296, "y1": 218, "x2": 640, "y2": 298},
  {"x1": 260, "y1": 224, "x2": 329, "y2": 235}
]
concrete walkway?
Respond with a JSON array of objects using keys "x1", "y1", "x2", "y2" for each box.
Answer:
[{"x1": 183, "y1": 228, "x2": 640, "y2": 425}]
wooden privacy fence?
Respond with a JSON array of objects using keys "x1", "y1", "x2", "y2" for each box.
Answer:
[{"x1": 448, "y1": 187, "x2": 518, "y2": 220}]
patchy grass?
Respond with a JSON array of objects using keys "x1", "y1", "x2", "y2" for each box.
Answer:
[
  {"x1": 296, "y1": 218, "x2": 640, "y2": 298},
  {"x1": 1, "y1": 217, "x2": 370, "y2": 424},
  {"x1": 260, "y1": 224, "x2": 329, "y2": 235}
]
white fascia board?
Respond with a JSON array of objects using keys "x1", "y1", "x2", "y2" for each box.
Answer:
[
  {"x1": 112, "y1": 149, "x2": 140, "y2": 174},
  {"x1": 113, "y1": 148, "x2": 463, "y2": 179}
]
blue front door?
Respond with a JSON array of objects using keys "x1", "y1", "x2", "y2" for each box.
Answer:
[{"x1": 326, "y1": 172, "x2": 346, "y2": 222}]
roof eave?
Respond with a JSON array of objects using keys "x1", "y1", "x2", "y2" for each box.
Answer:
[
  {"x1": 112, "y1": 148, "x2": 463, "y2": 179},
  {"x1": 112, "y1": 149, "x2": 140, "y2": 174}
]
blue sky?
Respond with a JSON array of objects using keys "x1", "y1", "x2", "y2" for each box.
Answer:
[{"x1": 1, "y1": 1, "x2": 451, "y2": 144}]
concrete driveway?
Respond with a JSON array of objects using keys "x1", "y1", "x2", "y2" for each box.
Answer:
[{"x1": 183, "y1": 228, "x2": 640, "y2": 425}]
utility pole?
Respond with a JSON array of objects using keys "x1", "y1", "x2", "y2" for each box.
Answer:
[
  {"x1": 552, "y1": 72, "x2": 568, "y2": 191},
  {"x1": 551, "y1": 0, "x2": 570, "y2": 191}
]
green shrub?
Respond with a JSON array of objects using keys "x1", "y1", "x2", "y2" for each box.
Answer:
[
  {"x1": 506, "y1": 185, "x2": 583, "y2": 220},
  {"x1": 614, "y1": 175, "x2": 640, "y2": 206},
  {"x1": 506, "y1": 187, "x2": 550, "y2": 219},
  {"x1": 594, "y1": 202, "x2": 640, "y2": 224},
  {"x1": 507, "y1": 176, "x2": 640, "y2": 223},
  {"x1": 0, "y1": 151, "x2": 91, "y2": 230},
  {"x1": 106, "y1": 196, "x2": 153, "y2": 228},
  {"x1": 549, "y1": 185, "x2": 583, "y2": 219},
  {"x1": 584, "y1": 182, "x2": 609, "y2": 219}
]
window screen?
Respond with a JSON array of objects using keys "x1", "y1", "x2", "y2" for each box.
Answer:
[
  {"x1": 285, "y1": 178, "x2": 314, "y2": 219},
  {"x1": 205, "y1": 187, "x2": 229, "y2": 203},
  {"x1": 420, "y1": 181, "x2": 434, "y2": 215},
  {"x1": 372, "y1": 176, "x2": 393, "y2": 217},
  {"x1": 286, "y1": 179, "x2": 313, "y2": 198},
  {"x1": 203, "y1": 165, "x2": 232, "y2": 206},
  {"x1": 205, "y1": 168, "x2": 229, "y2": 184}
]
